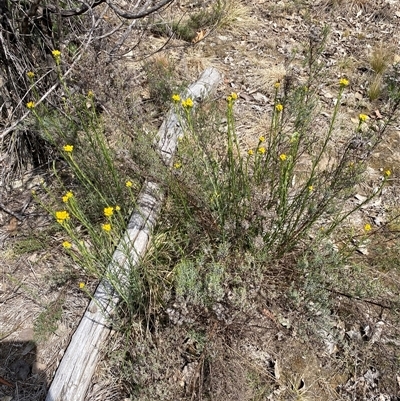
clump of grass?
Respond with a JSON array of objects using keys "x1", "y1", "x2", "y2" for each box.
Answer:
[
  {"x1": 143, "y1": 55, "x2": 178, "y2": 107},
  {"x1": 370, "y1": 44, "x2": 393, "y2": 75},
  {"x1": 367, "y1": 44, "x2": 393, "y2": 101},
  {"x1": 368, "y1": 74, "x2": 383, "y2": 100},
  {"x1": 152, "y1": 0, "x2": 252, "y2": 42}
]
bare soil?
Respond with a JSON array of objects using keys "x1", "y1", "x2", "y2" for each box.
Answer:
[{"x1": 1, "y1": 0, "x2": 400, "y2": 400}]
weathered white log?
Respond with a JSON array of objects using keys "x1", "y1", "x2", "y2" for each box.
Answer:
[{"x1": 45, "y1": 67, "x2": 222, "y2": 401}]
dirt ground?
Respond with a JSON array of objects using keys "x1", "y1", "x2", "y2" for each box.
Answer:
[{"x1": 1, "y1": 0, "x2": 400, "y2": 400}]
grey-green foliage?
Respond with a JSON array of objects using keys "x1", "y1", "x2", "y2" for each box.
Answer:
[
  {"x1": 175, "y1": 258, "x2": 202, "y2": 303},
  {"x1": 175, "y1": 254, "x2": 225, "y2": 305}
]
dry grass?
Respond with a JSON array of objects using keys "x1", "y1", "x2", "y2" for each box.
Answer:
[
  {"x1": 217, "y1": 0, "x2": 256, "y2": 32},
  {"x1": 370, "y1": 44, "x2": 393, "y2": 75}
]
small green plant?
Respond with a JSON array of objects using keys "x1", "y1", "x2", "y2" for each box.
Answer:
[
  {"x1": 13, "y1": 236, "x2": 47, "y2": 255},
  {"x1": 144, "y1": 55, "x2": 177, "y2": 107},
  {"x1": 34, "y1": 295, "x2": 65, "y2": 342}
]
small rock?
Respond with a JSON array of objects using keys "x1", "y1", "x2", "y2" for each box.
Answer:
[
  {"x1": 32, "y1": 362, "x2": 46, "y2": 375},
  {"x1": 252, "y1": 92, "x2": 268, "y2": 103}
]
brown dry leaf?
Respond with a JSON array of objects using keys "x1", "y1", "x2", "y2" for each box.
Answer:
[
  {"x1": 192, "y1": 30, "x2": 205, "y2": 44},
  {"x1": 4, "y1": 217, "x2": 18, "y2": 234},
  {"x1": 261, "y1": 308, "x2": 277, "y2": 323}
]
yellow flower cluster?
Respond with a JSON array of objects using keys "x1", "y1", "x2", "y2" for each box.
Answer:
[
  {"x1": 63, "y1": 144, "x2": 73, "y2": 153},
  {"x1": 248, "y1": 149, "x2": 254, "y2": 156},
  {"x1": 52, "y1": 49, "x2": 61, "y2": 65},
  {"x1": 104, "y1": 206, "x2": 114, "y2": 217},
  {"x1": 226, "y1": 92, "x2": 238, "y2": 102},
  {"x1": 62, "y1": 191, "x2": 74, "y2": 203},
  {"x1": 126, "y1": 180, "x2": 133, "y2": 188},
  {"x1": 258, "y1": 147, "x2": 266, "y2": 155},
  {"x1": 259, "y1": 136, "x2": 265, "y2": 142},
  {"x1": 173, "y1": 162, "x2": 182, "y2": 169},
  {"x1": 56, "y1": 210, "x2": 70, "y2": 224},
  {"x1": 274, "y1": 82, "x2": 281, "y2": 89},
  {"x1": 339, "y1": 78, "x2": 349, "y2": 87},
  {"x1": 364, "y1": 223, "x2": 371, "y2": 232},
  {"x1": 26, "y1": 101, "x2": 35, "y2": 109},
  {"x1": 279, "y1": 153, "x2": 287, "y2": 161},
  {"x1": 27, "y1": 71, "x2": 35, "y2": 79},
  {"x1": 172, "y1": 94, "x2": 181, "y2": 103},
  {"x1": 102, "y1": 223, "x2": 111, "y2": 232},
  {"x1": 62, "y1": 241, "x2": 72, "y2": 249},
  {"x1": 359, "y1": 113, "x2": 368, "y2": 122},
  {"x1": 182, "y1": 98, "x2": 194, "y2": 109},
  {"x1": 79, "y1": 282, "x2": 85, "y2": 289},
  {"x1": 275, "y1": 104, "x2": 283, "y2": 112},
  {"x1": 384, "y1": 169, "x2": 391, "y2": 177}
]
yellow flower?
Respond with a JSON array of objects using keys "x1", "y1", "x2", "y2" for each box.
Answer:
[
  {"x1": 104, "y1": 206, "x2": 114, "y2": 217},
  {"x1": 182, "y1": 98, "x2": 194, "y2": 109},
  {"x1": 27, "y1": 71, "x2": 35, "y2": 79},
  {"x1": 279, "y1": 153, "x2": 287, "y2": 161},
  {"x1": 339, "y1": 78, "x2": 349, "y2": 87},
  {"x1": 126, "y1": 180, "x2": 133, "y2": 188},
  {"x1": 384, "y1": 169, "x2": 391, "y2": 177},
  {"x1": 79, "y1": 282, "x2": 85, "y2": 289},
  {"x1": 274, "y1": 82, "x2": 281, "y2": 89},
  {"x1": 275, "y1": 104, "x2": 283, "y2": 112},
  {"x1": 172, "y1": 94, "x2": 181, "y2": 103},
  {"x1": 115, "y1": 205, "x2": 121, "y2": 211},
  {"x1": 308, "y1": 185, "x2": 313, "y2": 192},
  {"x1": 258, "y1": 147, "x2": 266, "y2": 155},
  {"x1": 87, "y1": 90, "x2": 94, "y2": 98},
  {"x1": 364, "y1": 223, "x2": 372, "y2": 232},
  {"x1": 62, "y1": 191, "x2": 74, "y2": 203},
  {"x1": 359, "y1": 113, "x2": 368, "y2": 122},
  {"x1": 55, "y1": 210, "x2": 70, "y2": 224},
  {"x1": 26, "y1": 101, "x2": 35, "y2": 109},
  {"x1": 259, "y1": 136, "x2": 265, "y2": 142},
  {"x1": 231, "y1": 92, "x2": 238, "y2": 100},
  {"x1": 248, "y1": 149, "x2": 254, "y2": 156},
  {"x1": 173, "y1": 162, "x2": 182, "y2": 169},
  {"x1": 102, "y1": 223, "x2": 112, "y2": 232},
  {"x1": 63, "y1": 144, "x2": 73, "y2": 153},
  {"x1": 52, "y1": 49, "x2": 61, "y2": 58},
  {"x1": 62, "y1": 241, "x2": 72, "y2": 249},
  {"x1": 226, "y1": 95, "x2": 232, "y2": 102}
]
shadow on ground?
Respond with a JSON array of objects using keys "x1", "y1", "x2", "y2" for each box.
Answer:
[{"x1": 0, "y1": 340, "x2": 47, "y2": 401}]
